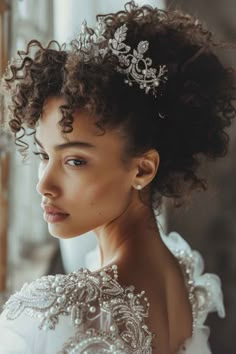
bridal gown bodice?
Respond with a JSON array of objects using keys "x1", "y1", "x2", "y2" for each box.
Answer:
[{"x1": 0, "y1": 232, "x2": 225, "y2": 353}]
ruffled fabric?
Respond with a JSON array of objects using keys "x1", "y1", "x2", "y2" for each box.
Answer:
[
  {"x1": 162, "y1": 232, "x2": 225, "y2": 354},
  {"x1": 161, "y1": 232, "x2": 225, "y2": 325},
  {"x1": 177, "y1": 326, "x2": 211, "y2": 354}
]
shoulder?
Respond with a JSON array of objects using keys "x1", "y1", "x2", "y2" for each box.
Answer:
[
  {"x1": 2, "y1": 274, "x2": 65, "y2": 330},
  {"x1": 0, "y1": 273, "x2": 74, "y2": 353},
  {"x1": 2, "y1": 266, "x2": 123, "y2": 330},
  {"x1": 1, "y1": 265, "x2": 154, "y2": 353}
]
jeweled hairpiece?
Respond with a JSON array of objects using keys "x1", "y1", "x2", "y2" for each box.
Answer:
[
  {"x1": 77, "y1": 16, "x2": 168, "y2": 115},
  {"x1": 107, "y1": 23, "x2": 168, "y2": 98}
]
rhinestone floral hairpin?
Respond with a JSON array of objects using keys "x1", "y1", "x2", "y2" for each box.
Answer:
[
  {"x1": 107, "y1": 23, "x2": 168, "y2": 98},
  {"x1": 77, "y1": 15, "x2": 168, "y2": 116}
]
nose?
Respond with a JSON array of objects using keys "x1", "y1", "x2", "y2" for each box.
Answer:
[{"x1": 36, "y1": 162, "x2": 60, "y2": 198}]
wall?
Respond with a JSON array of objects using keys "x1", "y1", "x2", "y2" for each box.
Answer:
[{"x1": 165, "y1": 1, "x2": 236, "y2": 353}]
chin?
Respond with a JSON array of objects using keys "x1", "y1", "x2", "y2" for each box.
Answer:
[{"x1": 48, "y1": 225, "x2": 87, "y2": 239}]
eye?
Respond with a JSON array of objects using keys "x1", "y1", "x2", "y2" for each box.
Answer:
[
  {"x1": 66, "y1": 159, "x2": 87, "y2": 167},
  {"x1": 33, "y1": 152, "x2": 49, "y2": 160},
  {"x1": 33, "y1": 152, "x2": 87, "y2": 167}
]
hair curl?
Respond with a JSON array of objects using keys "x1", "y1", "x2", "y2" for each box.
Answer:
[{"x1": 1, "y1": 1, "x2": 236, "y2": 210}]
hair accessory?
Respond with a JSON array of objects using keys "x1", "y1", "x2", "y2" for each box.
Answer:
[
  {"x1": 77, "y1": 16, "x2": 168, "y2": 104},
  {"x1": 107, "y1": 23, "x2": 168, "y2": 98}
]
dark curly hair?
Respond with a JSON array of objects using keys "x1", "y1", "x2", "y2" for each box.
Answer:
[{"x1": 1, "y1": 1, "x2": 236, "y2": 210}]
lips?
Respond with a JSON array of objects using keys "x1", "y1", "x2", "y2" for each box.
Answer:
[
  {"x1": 41, "y1": 203, "x2": 70, "y2": 224},
  {"x1": 41, "y1": 203, "x2": 69, "y2": 215}
]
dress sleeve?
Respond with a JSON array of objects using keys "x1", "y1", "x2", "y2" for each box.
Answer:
[
  {"x1": 177, "y1": 326, "x2": 211, "y2": 354},
  {"x1": 0, "y1": 310, "x2": 33, "y2": 354},
  {"x1": 0, "y1": 304, "x2": 79, "y2": 354}
]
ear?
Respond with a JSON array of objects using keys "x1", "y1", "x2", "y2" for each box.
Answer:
[{"x1": 133, "y1": 149, "x2": 160, "y2": 190}]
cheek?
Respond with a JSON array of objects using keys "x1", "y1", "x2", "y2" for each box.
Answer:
[{"x1": 82, "y1": 174, "x2": 131, "y2": 211}]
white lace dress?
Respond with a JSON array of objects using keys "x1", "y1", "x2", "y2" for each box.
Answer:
[{"x1": 0, "y1": 232, "x2": 225, "y2": 353}]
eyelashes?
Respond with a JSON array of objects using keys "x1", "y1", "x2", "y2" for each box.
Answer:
[
  {"x1": 32, "y1": 152, "x2": 87, "y2": 167},
  {"x1": 67, "y1": 159, "x2": 87, "y2": 167}
]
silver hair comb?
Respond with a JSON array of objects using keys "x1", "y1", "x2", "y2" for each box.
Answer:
[
  {"x1": 77, "y1": 15, "x2": 168, "y2": 115},
  {"x1": 107, "y1": 23, "x2": 168, "y2": 98}
]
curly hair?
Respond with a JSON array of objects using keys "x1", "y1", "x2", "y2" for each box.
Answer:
[{"x1": 1, "y1": 1, "x2": 236, "y2": 210}]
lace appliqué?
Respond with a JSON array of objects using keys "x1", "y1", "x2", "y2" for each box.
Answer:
[{"x1": 3, "y1": 265, "x2": 154, "y2": 353}]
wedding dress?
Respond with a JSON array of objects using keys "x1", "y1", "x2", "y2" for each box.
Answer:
[{"x1": 0, "y1": 232, "x2": 225, "y2": 353}]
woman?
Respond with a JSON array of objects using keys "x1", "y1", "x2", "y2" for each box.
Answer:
[{"x1": 0, "y1": 1, "x2": 235, "y2": 353}]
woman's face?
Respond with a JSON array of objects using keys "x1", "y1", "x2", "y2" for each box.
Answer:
[{"x1": 35, "y1": 96, "x2": 137, "y2": 239}]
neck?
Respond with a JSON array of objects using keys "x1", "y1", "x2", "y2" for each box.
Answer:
[{"x1": 94, "y1": 201, "x2": 164, "y2": 268}]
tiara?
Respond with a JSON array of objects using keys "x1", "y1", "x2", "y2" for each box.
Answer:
[{"x1": 77, "y1": 15, "x2": 168, "y2": 116}]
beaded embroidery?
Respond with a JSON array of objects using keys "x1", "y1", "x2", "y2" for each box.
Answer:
[
  {"x1": 3, "y1": 264, "x2": 153, "y2": 353},
  {"x1": 2, "y1": 247, "x2": 218, "y2": 353}
]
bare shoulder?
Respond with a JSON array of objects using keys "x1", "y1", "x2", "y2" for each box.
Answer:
[
  {"x1": 116, "y1": 251, "x2": 192, "y2": 354},
  {"x1": 164, "y1": 251, "x2": 193, "y2": 353},
  {"x1": 116, "y1": 261, "x2": 171, "y2": 354}
]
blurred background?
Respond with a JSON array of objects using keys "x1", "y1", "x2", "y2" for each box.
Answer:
[{"x1": 0, "y1": 0, "x2": 235, "y2": 353}]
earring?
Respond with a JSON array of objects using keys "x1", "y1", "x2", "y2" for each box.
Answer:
[{"x1": 136, "y1": 184, "x2": 142, "y2": 190}]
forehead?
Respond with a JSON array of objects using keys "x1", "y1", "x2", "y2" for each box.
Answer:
[
  {"x1": 36, "y1": 96, "x2": 125, "y2": 151},
  {"x1": 37, "y1": 96, "x2": 98, "y2": 136}
]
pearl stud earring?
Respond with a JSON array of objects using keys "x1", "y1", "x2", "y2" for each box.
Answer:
[{"x1": 136, "y1": 184, "x2": 142, "y2": 190}]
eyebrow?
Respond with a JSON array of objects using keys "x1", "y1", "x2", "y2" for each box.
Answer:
[{"x1": 34, "y1": 135, "x2": 96, "y2": 151}]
